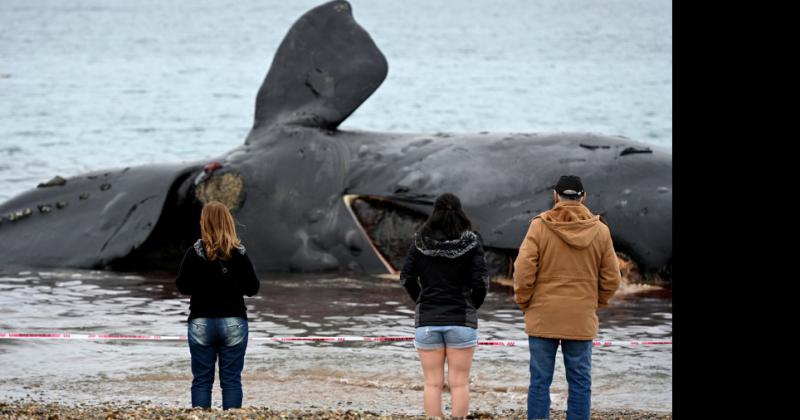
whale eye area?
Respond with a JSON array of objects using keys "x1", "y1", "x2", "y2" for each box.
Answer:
[{"x1": 195, "y1": 171, "x2": 245, "y2": 211}]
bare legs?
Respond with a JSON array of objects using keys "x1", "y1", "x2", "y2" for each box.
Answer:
[
  {"x1": 419, "y1": 348, "x2": 446, "y2": 416},
  {"x1": 447, "y1": 347, "x2": 475, "y2": 417},
  {"x1": 418, "y1": 347, "x2": 476, "y2": 417}
]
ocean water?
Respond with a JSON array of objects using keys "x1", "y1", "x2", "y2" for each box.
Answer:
[
  {"x1": 0, "y1": 0, "x2": 672, "y2": 202},
  {"x1": 0, "y1": 270, "x2": 672, "y2": 412}
]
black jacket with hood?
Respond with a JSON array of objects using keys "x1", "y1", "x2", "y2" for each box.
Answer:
[
  {"x1": 176, "y1": 239, "x2": 260, "y2": 321},
  {"x1": 400, "y1": 230, "x2": 489, "y2": 328}
]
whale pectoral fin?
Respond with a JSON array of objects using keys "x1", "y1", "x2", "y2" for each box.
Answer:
[{"x1": 253, "y1": 0, "x2": 388, "y2": 131}]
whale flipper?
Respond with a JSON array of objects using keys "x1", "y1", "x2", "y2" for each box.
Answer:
[{"x1": 253, "y1": 0, "x2": 388, "y2": 131}]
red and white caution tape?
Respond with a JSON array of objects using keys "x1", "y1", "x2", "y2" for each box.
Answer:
[{"x1": 0, "y1": 332, "x2": 671, "y2": 347}]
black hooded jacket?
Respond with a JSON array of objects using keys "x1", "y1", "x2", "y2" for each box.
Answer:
[
  {"x1": 176, "y1": 239, "x2": 260, "y2": 321},
  {"x1": 400, "y1": 231, "x2": 489, "y2": 328}
]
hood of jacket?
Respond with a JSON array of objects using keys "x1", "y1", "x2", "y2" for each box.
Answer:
[
  {"x1": 414, "y1": 230, "x2": 480, "y2": 259},
  {"x1": 538, "y1": 201, "x2": 604, "y2": 249}
]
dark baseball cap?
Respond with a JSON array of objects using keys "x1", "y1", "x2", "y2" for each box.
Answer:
[{"x1": 554, "y1": 175, "x2": 584, "y2": 197}]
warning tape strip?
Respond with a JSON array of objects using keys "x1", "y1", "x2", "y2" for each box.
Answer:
[{"x1": 0, "y1": 332, "x2": 671, "y2": 347}]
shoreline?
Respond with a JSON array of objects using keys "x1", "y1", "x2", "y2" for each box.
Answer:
[{"x1": 1, "y1": 400, "x2": 672, "y2": 419}]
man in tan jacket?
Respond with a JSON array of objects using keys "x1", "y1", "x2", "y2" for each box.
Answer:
[{"x1": 513, "y1": 175, "x2": 621, "y2": 420}]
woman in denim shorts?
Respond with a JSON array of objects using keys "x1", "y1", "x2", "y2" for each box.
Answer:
[
  {"x1": 400, "y1": 193, "x2": 489, "y2": 418},
  {"x1": 176, "y1": 201, "x2": 260, "y2": 409}
]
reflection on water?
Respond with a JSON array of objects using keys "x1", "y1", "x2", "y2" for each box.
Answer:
[{"x1": 0, "y1": 268, "x2": 671, "y2": 412}]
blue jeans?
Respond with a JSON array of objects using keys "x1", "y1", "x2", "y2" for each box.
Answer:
[
  {"x1": 188, "y1": 317, "x2": 249, "y2": 409},
  {"x1": 527, "y1": 336, "x2": 592, "y2": 420}
]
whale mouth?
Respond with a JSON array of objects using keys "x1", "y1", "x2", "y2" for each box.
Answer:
[
  {"x1": 106, "y1": 170, "x2": 203, "y2": 271},
  {"x1": 343, "y1": 195, "x2": 671, "y2": 288},
  {"x1": 617, "y1": 252, "x2": 672, "y2": 288},
  {"x1": 343, "y1": 195, "x2": 518, "y2": 279}
]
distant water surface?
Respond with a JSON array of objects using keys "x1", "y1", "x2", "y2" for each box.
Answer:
[{"x1": 0, "y1": 0, "x2": 672, "y2": 202}]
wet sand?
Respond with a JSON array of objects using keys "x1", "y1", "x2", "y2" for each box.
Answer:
[{"x1": 0, "y1": 400, "x2": 672, "y2": 419}]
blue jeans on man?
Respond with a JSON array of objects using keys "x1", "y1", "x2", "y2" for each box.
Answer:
[
  {"x1": 527, "y1": 336, "x2": 593, "y2": 420},
  {"x1": 187, "y1": 317, "x2": 249, "y2": 409}
]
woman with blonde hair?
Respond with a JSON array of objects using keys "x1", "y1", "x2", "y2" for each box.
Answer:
[{"x1": 176, "y1": 201, "x2": 260, "y2": 409}]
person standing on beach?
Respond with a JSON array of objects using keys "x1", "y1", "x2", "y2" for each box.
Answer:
[
  {"x1": 513, "y1": 175, "x2": 621, "y2": 420},
  {"x1": 176, "y1": 201, "x2": 260, "y2": 409},
  {"x1": 400, "y1": 193, "x2": 489, "y2": 418}
]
